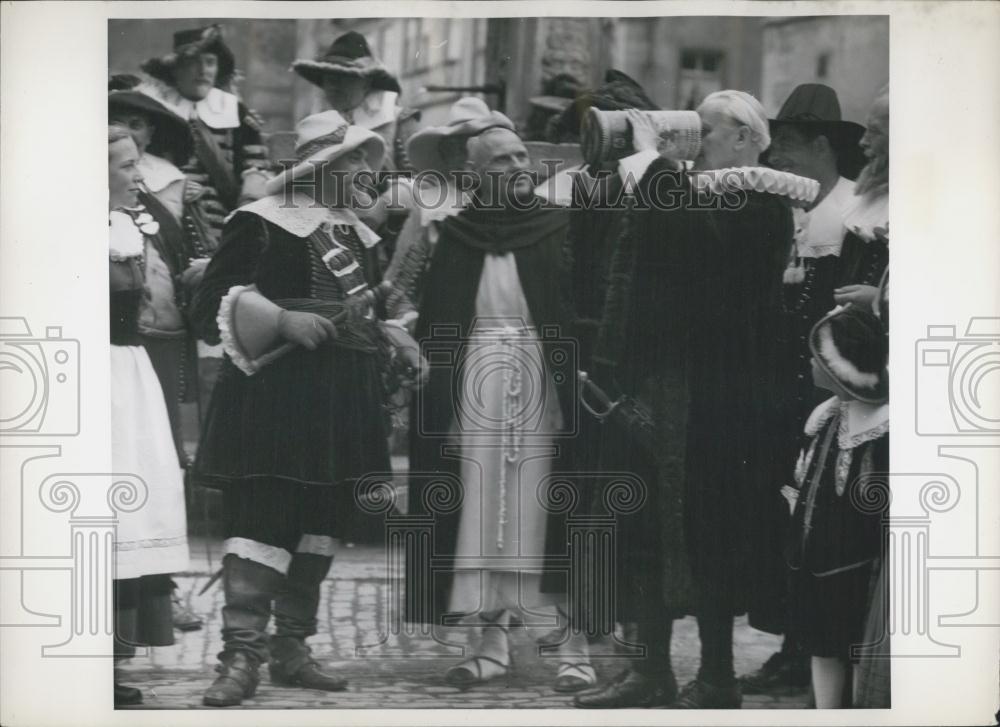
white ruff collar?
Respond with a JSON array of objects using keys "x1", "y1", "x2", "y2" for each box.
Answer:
[
  {"x1": 691, "y1": 166, "x2": 820, "y2": 204},
  {"x1": 140, "y1": 81, "x2": 239, "y2": 129},
  {"x1": 805, "y1": 396, "x2": 890, "y2": 450},
  {"x1": 109, "y1": 211, "x2": 144, "y2": 259},
  {"x1": 842, "y1": 192, "x2": 889, "y2": 243},
  {"x1": 235, "y1": 192, "x2": 381, "y2": 247}
]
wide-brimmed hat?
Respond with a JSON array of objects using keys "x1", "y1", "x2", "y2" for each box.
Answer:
[
  {"x1": 405, "y1": 97, "x2": 516, "y2": 172},
  {"x1": 140, "y1": 24, "x2": 237, "y2": 88},
  {"x1": 770, "y1": 84, "x2": 866, "y2": 173},
  {"x1": 292, "y1": 31, "x2": 401, "y2": 95},
  {"x1": 809, "y1": 305, "x2": 888, "y2": 404},
  {"x1": 108, "y1": 78, "x2": 194, "y2": 162},
  {"x1": 264, "y1": 110, "x2": 386, "y2": 196}
]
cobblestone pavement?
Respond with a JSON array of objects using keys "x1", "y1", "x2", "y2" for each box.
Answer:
[{"x1": 118, "y1": 539, "x2": 811, "y2": 710}]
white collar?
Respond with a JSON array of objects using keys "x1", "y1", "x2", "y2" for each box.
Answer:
[
  {"x1": 140, "y1": 82, "x2": 240, "y2": 130},
  {"x1": 793, "y1": 176, "x2": 856, "y2": 258},
  {"x1": 234, "y1": 192, "x2": 381, "y2": 247},
  {"x1": 842, "y1": 191, "x2": 889, "y2": 243},
  {"x1": 533, "y1": 164, "x2": 584, "y2": 208},
  {"x1": 805, "y1": 396, "x2": 889, "y2": 450},
  {"x1": 137, "y1": 153, "x2": 185, "y2": 193}
]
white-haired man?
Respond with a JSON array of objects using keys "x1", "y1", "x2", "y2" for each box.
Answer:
[{"x1": 575, "y1": 91, "x2": 817, "y2": 709}]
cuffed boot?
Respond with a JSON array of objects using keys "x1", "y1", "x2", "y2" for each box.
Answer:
[
  {"x1": 203, "y1": 554, "x2": 283, "y2": 707},
  {"x1": 269, "y1": 553, "x2": 346, "y2": 691}
]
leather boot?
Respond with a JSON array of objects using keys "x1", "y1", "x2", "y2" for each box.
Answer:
[
  {"x1": 270, "y1": 552, "x2": 345, "y2": 691},
  {"x1": 203, "y1": 554, "x2": 283, "y2": 707}
]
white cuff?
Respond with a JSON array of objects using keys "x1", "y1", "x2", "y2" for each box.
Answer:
[
  {"x1": 617, "y1": 150, "x2": 660, "y2": 193},
  {"x1": 223, "y1": 537, "x2": 291, "y2": 575},
  {"x1": 296, "y1": 534, "x2": 336, "y2": 557}
]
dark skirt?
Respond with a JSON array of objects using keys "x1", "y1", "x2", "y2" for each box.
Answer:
[
  {"x1": 114, "y1": 574, "x2": 174, "y2": 658},
  {"x1": 194, "y1": 344, "x2": 391, "y2": 489},
  {"x1": 788, "y1": 561, "x2": 873, "y2": 660}
]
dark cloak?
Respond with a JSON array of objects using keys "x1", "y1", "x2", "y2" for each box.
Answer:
[{"x1": 405, "y1": 203, "x2": 580, "y2": 625}]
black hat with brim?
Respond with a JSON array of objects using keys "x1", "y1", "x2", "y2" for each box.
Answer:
[
  {"x1": 769, "y1": 83, "x2": 867, "y2": 177},
  {"x1": 140, "y1": 24, "x2": 237, "y2": 89},
  {"x1": 549, "y1": 69, "x2": 660, "y2": 142},
  {"x1": 109, "y1": 89, "x2": 194, "y2": 163}
]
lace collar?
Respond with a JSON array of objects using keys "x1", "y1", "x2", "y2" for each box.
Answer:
[
  {"x1": 842, "y1": 191, "x2": 889, "y2": 243},
  {"x1": 234, "y1": 192, "x2": 381, "y2": 247},
  {"x1": 109, "y1": 210, "x2": 144, "y2": 260},
  {"x1": 805, "y1": 395, "x2": 890, "y2": 450},
  {"x1": 140, "y1": 81, "x2": 240, "y2": 130}
]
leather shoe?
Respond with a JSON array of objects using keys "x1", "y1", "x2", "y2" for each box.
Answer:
[
  {"x1": 114, "y1": 683, "x2": 142, "y2": 706},
  {"x1": 670, "y1": 678, "x2": 741, "y2": 709},
  {"x1": 739, "y1": 650, "x2": 810, "y2": 693},
  {"x1": 574, "y1": 669, "x2": 677, "y2": 708},
  {"x1": 270, "y1": 658, "x2": 348, "y2": 692},
  {"x1": 203, "y1": 651, "x2": 261, "y2": 707}
]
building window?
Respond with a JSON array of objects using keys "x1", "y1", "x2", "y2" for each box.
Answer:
[
  {"x1": 816, "y1": 52, "x2": 830, "y2": 79},
  {"x1": 678, "y1": 49, "x2": 725, "y2": 109},
  {"x1": 403, "y1": 18, "x2": 430, "y2": 75}
]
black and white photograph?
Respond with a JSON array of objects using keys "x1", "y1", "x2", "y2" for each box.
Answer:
[{"x1": 1, "y1": 2, "x2": 998, "y2": 725}]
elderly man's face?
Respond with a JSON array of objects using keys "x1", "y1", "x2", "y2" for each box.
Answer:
[
  {"x1": 860, "y1": 109, "x2": 888, "y2": 162},
  {"x1": 322, "y1": 73, "x2": 370, "y2": 113},
  {"x1": 694, "y1": 103, "x2": 746, "y2": 171},
  {"x1": 174, "y1": 52, "x2": 218, "y2": 101},
  {"x1": 467, "y1": 128, "x2": 533, "y2": 203}
]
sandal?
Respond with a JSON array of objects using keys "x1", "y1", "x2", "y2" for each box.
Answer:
[
  {"x1": 445, "y1": 655, "x2": 510, "y2": 686},
  {"x1": 554, "y1": 661, "x2": 597, "y2": 693}
]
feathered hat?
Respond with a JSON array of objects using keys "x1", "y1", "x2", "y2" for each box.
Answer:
[
  {"x1": 140, "y1": 24, "x2": 237, "y2": 89},
  {"x1": 809, "y1": 305, "x2": 889, "y2": 404},
  {"x1": 292, "y1": 31, "x2": 401, "y2": 95}
]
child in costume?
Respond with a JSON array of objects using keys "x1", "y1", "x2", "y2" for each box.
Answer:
[{"x1": 784, "y1": 305, "x2": 889, "y2": 708}]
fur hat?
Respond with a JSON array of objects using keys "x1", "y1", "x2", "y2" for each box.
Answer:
[
  {"x1": 140, "y1": 24, "x2": 237, "y2": 89},
  {"x1": 809, "y1": 305, "x2": 889, "y2": 404},
  {"x1": 292, "y1": 31, "x2": 401, "y2": 95}
]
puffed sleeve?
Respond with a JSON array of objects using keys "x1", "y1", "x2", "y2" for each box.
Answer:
[{"x1": 188, "y1": 212, "x2": 267, "y2": 343}]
